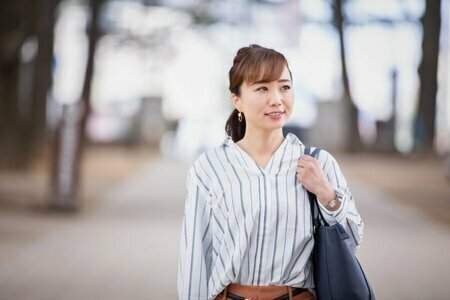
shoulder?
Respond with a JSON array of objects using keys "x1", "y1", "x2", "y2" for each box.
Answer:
[
  {"x1": 190, "y1": 144, "x2": 226, "y2": 171},
  {"x1": 186, "y1": 153, "x2": 213, "y2": 199},
  {"x1": 186, "y1": 146, "x2": 228, "y2": 202},
  {"x1": 187, "y1": 144, "x2": 227, "y2": 183}
]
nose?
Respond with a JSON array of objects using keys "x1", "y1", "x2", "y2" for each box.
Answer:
[{"x1": 269, "y1": 90, "x2": 283, "y2": 106}]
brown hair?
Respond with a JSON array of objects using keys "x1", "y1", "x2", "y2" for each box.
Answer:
[{"x1": 225, "y1": 44, "x2": 292, "y2": 142}]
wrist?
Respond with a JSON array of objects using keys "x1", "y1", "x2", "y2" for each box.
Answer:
[
  {"x1": 317, "y1": 186, "x2": 340, "y2": 211},
  {"x1": 316, "y1": 185, "x2": 335, "y2": 204}
]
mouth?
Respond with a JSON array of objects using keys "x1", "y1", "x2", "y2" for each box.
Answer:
[{"x1": 265, "y1": 111, "x2": 285, "y2": 117}]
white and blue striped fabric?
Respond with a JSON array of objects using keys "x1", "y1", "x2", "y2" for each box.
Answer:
[{"x1": 178, "y1": 133, "x2": 364, "y2": 300}]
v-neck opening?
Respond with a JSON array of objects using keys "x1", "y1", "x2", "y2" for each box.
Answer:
[{"x1": 232, "y1": 134, "x2": 290, "y2": 175}]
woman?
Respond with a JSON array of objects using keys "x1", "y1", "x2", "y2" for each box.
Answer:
[{"x1": 178, "y1": 45, "x2": 364, "y2": 300}]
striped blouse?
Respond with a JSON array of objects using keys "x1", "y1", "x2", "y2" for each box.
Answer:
[{"x1": 178, "y1": 133, "x2": 364, "y2": 300}]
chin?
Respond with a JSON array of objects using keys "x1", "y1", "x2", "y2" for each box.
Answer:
[{"x1": 263, "y1": 122, "x2": 287, "y2": 131}]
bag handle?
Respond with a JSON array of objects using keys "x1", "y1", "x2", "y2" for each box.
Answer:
[{"x1": 304, "y1": 146, "x2": 329, "y2": 228}]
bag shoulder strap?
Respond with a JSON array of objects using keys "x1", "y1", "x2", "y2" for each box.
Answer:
[
  {"x1": 304, "y1": 146, "x2": 330, "y2": 228},
  {"x1": 304, "y1": 146, "x2": 321, "y2": 157}
]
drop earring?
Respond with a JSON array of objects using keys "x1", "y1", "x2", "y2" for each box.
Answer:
[{"x1": 238, "y1": 112, "x2": 243, "y2": 122}]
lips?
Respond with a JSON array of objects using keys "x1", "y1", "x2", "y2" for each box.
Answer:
[{"x1": 265, "y1": 111, "x2": 285, "y2": 116}]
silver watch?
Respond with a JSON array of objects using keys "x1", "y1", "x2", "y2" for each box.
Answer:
[{"x1": 325, "y1": 198, "x2": 338, "y2": 210}]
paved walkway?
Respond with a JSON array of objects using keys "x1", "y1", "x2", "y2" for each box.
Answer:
[{"x1": 0, "y1": 151, "x2": 449, "y2": 300}]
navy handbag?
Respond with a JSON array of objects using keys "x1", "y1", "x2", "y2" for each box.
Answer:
[{"x1": 304, "y1": 146, "x2": 375, "y2": 300}]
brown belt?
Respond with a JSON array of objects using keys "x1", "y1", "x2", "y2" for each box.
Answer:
[{"x1": 217, "y1": 284, "x2": 313, "y2": 300}]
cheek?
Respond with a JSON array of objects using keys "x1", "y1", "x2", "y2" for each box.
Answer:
[
  {"x1": 284, "y1": 95, "x2": 294, "y2": 109},
  {"x1": 247, "y1": 98, "x2": 267, "y2": 113},
  {"x1": 284, "y1": 97, "x2": 294, "y2": 118}
]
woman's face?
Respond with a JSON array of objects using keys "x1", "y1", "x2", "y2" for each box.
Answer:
[{"x1": 232, "y1": 65, "x2": 293, "y2": 133}]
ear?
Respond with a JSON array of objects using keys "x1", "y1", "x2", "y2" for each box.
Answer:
[{"x1": 231, "y1": 93, "x2": 242, "y2": 111}]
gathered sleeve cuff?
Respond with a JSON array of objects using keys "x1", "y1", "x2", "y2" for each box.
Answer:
[{"x1": 316, "y1": 150, "x2": 364, "y2": 252}]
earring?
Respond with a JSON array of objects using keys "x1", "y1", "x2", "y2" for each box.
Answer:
[{"x1": 238, "y1": 112, "x2": 242, "y2": 122}]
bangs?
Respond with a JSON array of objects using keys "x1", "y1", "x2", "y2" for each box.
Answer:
[{"x1": 242, "y1": 51, "x2": 287, "y2": 85}]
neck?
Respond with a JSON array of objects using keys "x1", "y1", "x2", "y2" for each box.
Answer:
[{"x1": 238, "y1": 127, "x2": 285, "y2": 155}]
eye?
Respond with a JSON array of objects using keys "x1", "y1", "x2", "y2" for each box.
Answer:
[
  {"x1": 256, "y1": 86, "x2": 268, "y2": 92},
  {"x1": 282, "y1": 85, "x2": 291, "y2": 91}
]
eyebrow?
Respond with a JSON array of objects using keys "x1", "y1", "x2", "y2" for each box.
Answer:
[{"x1": 251, "y1": 78, "x2": 291, "y2": 85}]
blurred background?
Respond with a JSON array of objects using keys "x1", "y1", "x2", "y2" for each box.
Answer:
[{"x1": 0, "y1": 0, "x2": 449, "y2": 299}]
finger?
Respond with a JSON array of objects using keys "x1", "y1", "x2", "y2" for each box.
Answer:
[
  {"x1": 300, "y1": 155, "x2": 316, "y2": 162},
  {"x1": 300, "y1": 157, "x2": 320, "y2": 169},
  {"x1": 299, "y1": 158, "x2": 314, "y2": 166},
  {"x1": 297, "y1": 159, "x2": 312, "y2": 168}
]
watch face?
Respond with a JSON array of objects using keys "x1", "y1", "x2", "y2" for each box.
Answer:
[{"x1": 328, "y1": 199, "x2": 337, "y2": 208}]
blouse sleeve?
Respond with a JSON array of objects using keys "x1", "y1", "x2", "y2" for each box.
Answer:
[
  {"x1": 316, "y1": 150, "x2": 364, "y2": 253},
  {"x1": 178, "y1": 166, "x2": 213, "y2": 300}
]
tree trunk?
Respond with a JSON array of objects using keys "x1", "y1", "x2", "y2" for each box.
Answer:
[
  {"x1": 414, "y1": 0, "x2": 441, "y2": 153},
  {"x1": 333, "y1": 0, "x2": 362, "y2": 152},
  {"x1": 50, "y1": 0, "x2": 103, "y2": 210},
  {"x1": 0, "y1": 2, "x2": 20, "y2": 167},
  {"x1": 0, "y1": 1, "x2": 58, "y2": 169}
]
